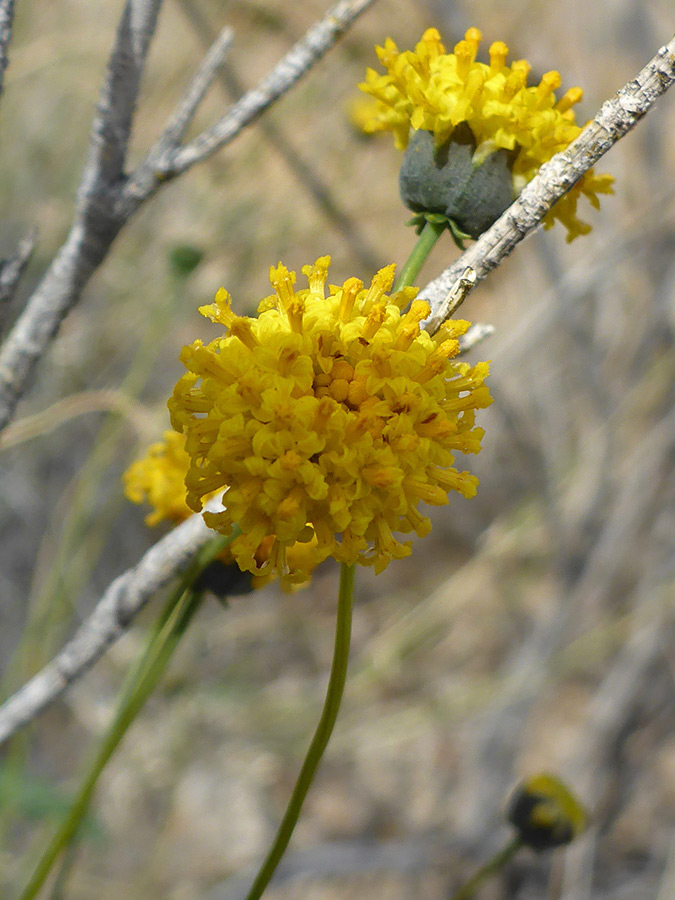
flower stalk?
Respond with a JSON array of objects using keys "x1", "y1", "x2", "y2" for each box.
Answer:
[
  {"x1": 243, "y1": 562, "x2": 355, "y2": 900},
  {"x1": 450, "y1": 836, "x2": 523, "y2": 900},
  {"x1": 394, "y1": 217, "x2": 447, "y2": 291}
]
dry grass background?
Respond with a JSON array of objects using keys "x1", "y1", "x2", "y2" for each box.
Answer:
[{"x1": 0, "y1": 0, "x2": 674, "y2": 898}]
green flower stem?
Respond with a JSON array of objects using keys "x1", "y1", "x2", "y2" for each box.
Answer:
[
  {"x1": 17, "y1": 533, "x2": 234, "y2": 900},
  {"x1": 243, "y1": 562, "x2": 356, "y2": 900},
  {"x1": 450, "y1": 836, "x2": 523, "y2": 900},
  {"x1": 394, "y1": 218, "x2": 446, "y2": 291}
]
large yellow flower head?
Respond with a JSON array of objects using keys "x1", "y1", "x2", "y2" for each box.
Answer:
[
  {"x1": 359, "y1": 27, "x2": 614, "y2": 241},
  {"x1": 168, "y1": 257, "x2": 491, "y2": 587}
]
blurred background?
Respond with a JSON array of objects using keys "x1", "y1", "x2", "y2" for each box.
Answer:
[{"x1": 0, "y1": 0, "x2": 673, "y2": 898}]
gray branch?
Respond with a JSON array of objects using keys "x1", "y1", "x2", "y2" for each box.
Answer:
[
  {"x1": 0, "y1": 0, "x2": 375, "y2": 435},
  {"x1": 119, "y1": 0, "x2": 377, "y2": 214},
  {"x1": 422, "y1": 35, "x2": 675, "y2": 332},
  {"x1": 0, "y1": 0, "x2": 16, "y2": 98},
  {"x1": 87, "y1": 0, "x2": 163, "y2": 188},
  {"x1": 0, "y1": 507, "x2": 218, "y2": 747},
  {"x1": 151, "y1": 25, "x2": 234, "y2": 152},
  {"x1": 152, "y1": 0, "x2": 377, "y2": 179}
]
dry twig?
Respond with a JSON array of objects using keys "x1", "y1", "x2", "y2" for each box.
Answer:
[{"x1": 0, "y1": 0, "x2": 162, "y2": 432}]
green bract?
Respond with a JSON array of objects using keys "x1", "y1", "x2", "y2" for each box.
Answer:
[{"x1": 399, "y1": 127, "x2": 514, "y2": 239}]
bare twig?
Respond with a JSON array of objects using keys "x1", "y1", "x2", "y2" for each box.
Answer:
[
  {"x1": 89, "y1": 0, "x2": 163, "y2": 187},
  {"x1": 421, "y1": 35, "x2": 675, "y2": 332},
  {"x1": 0, "y1": 0, "x2": 375, "y2": 435},
  {"x1": 0, "y1": 227, "x2": 38, "y2": 320},
  {"x1": 152, "y1": 24, "x2": 234, "y2": 151},
  {"x1": 144, "y1": 0, "x2": 377, "y2": 180},
  {"x1": 175, "y1": 0, "x2": 382, "y2": 272},
  {"x1": 0, "y1": 503, "x2": 221, "y2": 747},
  {"x1": 119, "y1": 0, "x2": 377, "y2": 214},
  {"x1": 0, "y1": 0, "x2": 16, "y2": 97}
]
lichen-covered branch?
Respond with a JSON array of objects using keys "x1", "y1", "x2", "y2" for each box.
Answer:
[{"x1": 422, "y1": 35, "x2": 675, "y2": 333}]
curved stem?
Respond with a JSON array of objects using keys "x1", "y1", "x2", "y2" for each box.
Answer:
[
  {"x1": 17, "y1": 532, "x2": 234, "y2": 900},
  {"x1": 394, "y1": 218, "x2": 446, "y2": 291},
  {"x1": 243, "y1": 562, "x2": 355, "y2": 900},
  {"x1": 450, "y1": 836, "x2": 523, "y2": 900}
]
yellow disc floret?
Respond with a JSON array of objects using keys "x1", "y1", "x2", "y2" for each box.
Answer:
[
  {"x1": 168, "y1": 257, "x2": 491, "y2": 587},
  {"x1": 359, "y1": 27, "x2": 614, "y2": 241}
]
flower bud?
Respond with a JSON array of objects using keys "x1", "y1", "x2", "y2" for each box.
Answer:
[{"x1": 506, "y1": 773, "x2": 587, "y2": 851}]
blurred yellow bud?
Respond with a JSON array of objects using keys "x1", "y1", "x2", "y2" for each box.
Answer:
[{"x1": 506, "y1": 773, "x2": 587, "y2": 851}]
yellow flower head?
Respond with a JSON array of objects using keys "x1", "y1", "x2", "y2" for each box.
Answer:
[
  {"x1": 168, "y1": 257, "x2": 491, "y2": 587},
  {"x1": 124, "y1": 430, "x2": 196, "y2": 527},
  {"x1": 123, "y1": 430, "x2": 318, "y2": 590},
  {"x1": 359, "y1": 27, "x2": 614, "y2": 241}
]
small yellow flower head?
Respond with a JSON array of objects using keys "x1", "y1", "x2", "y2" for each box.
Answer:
[
  {"x1": 124, "y1": 430, "x2": 196, "y2": 527},
  {"x1": 168, "y1": 257, "x2": 491, "y2": 587},
  {"x1": 359, "y1": 28, "x2": 614, "y2": 241},
  {"x1": 506, "y1": 773, "x2": 587, "y2": 851},
  {"x1": 123, "y1": 431, "x2": 318, "y2": 591}
]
